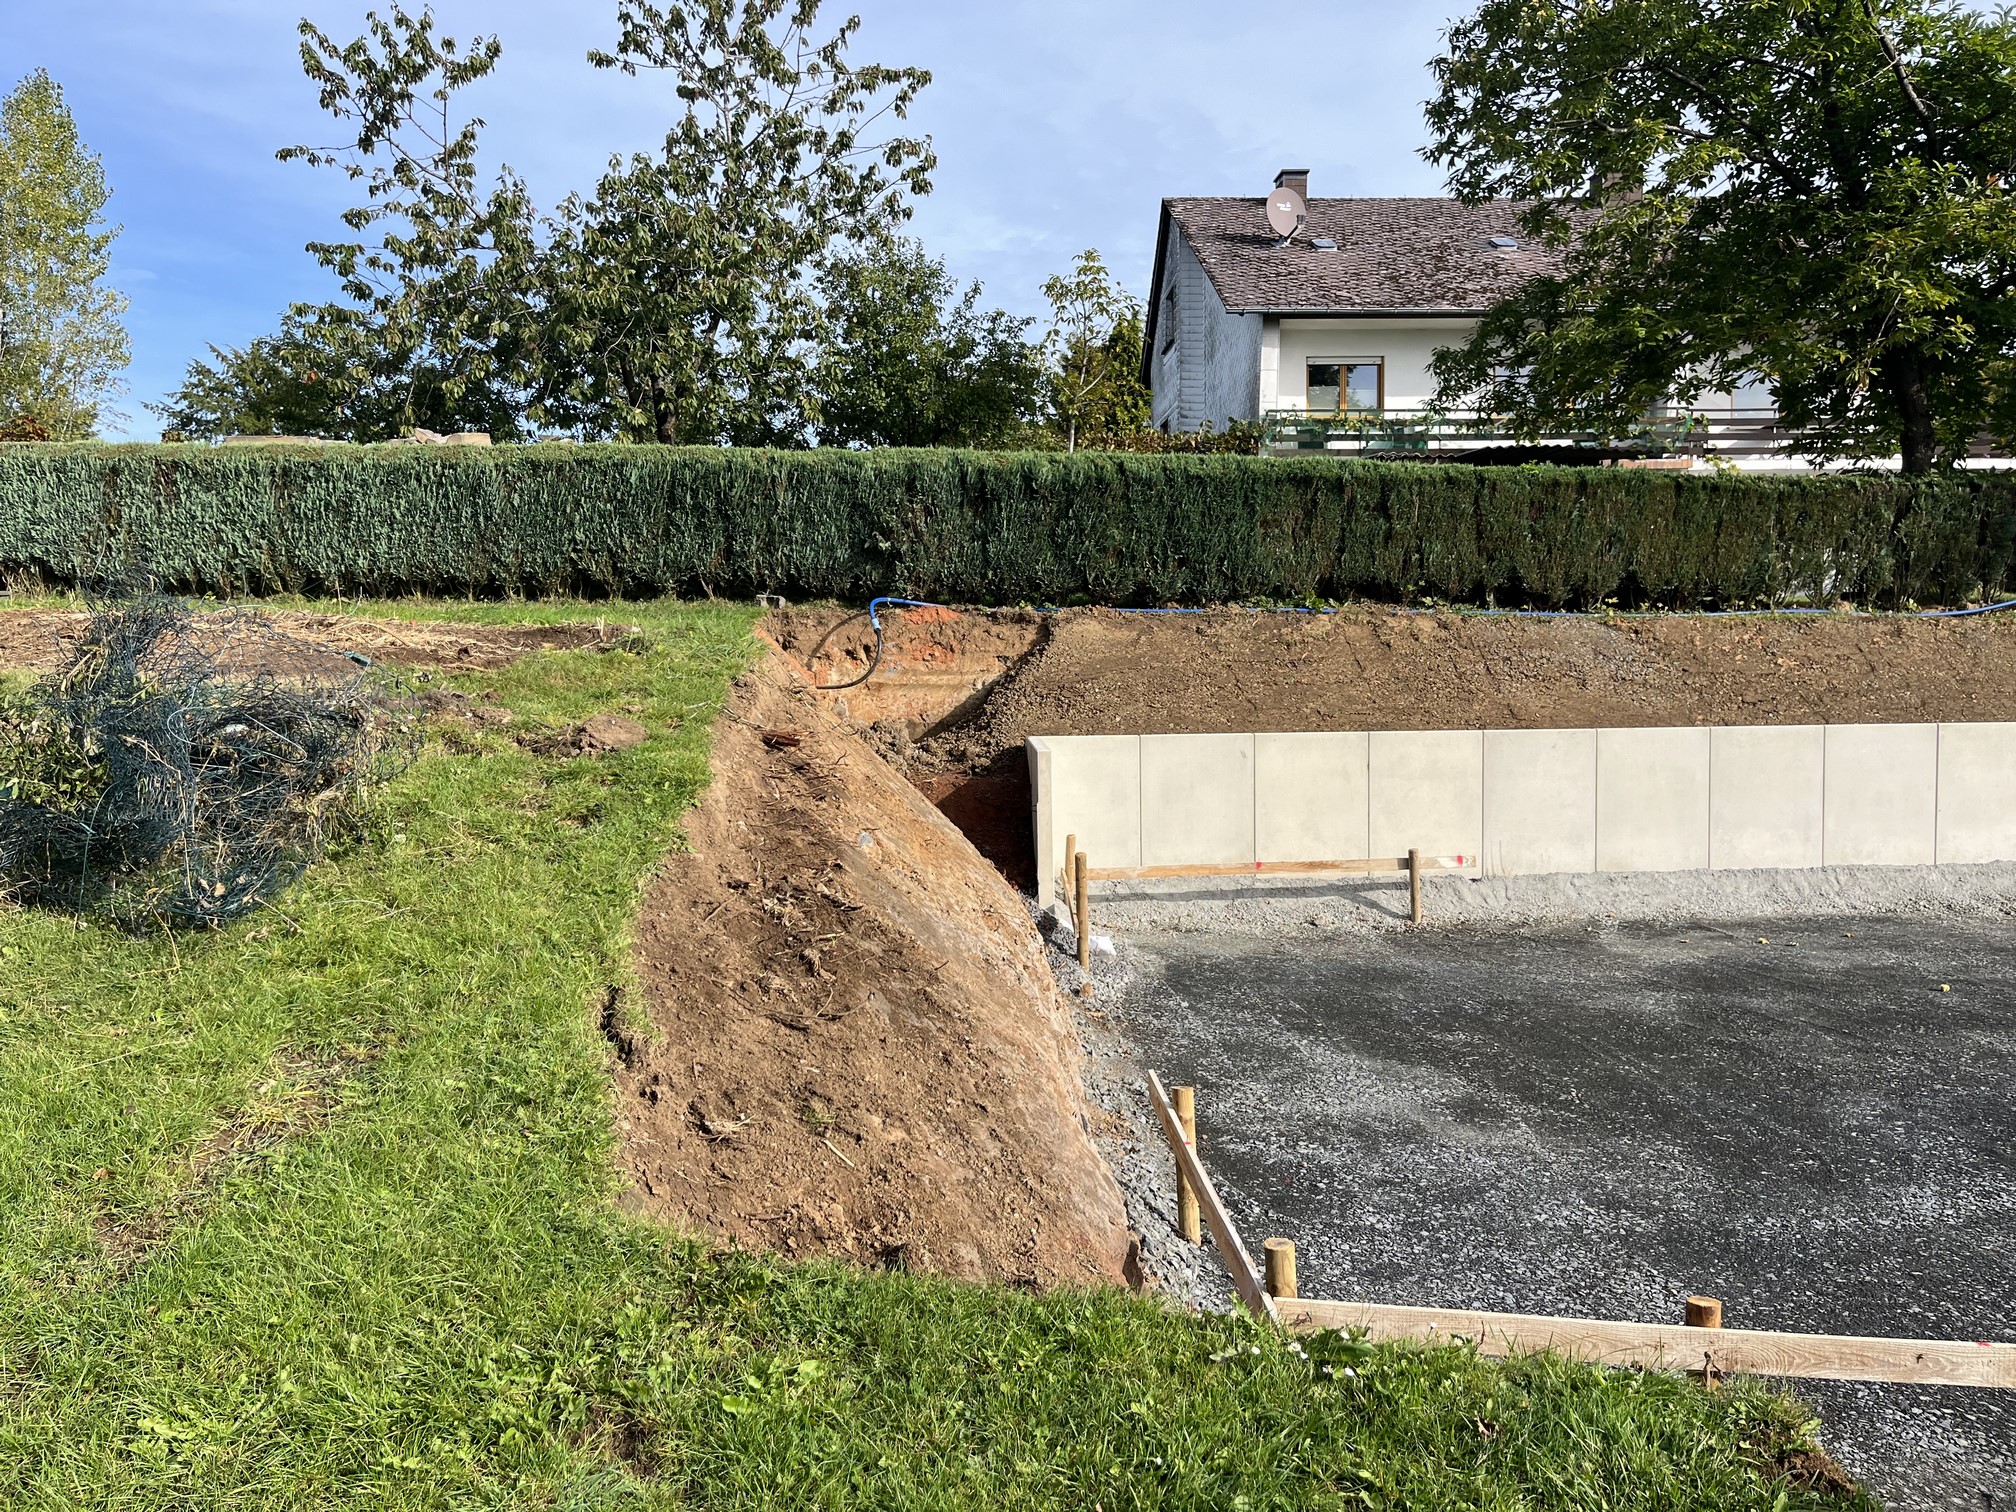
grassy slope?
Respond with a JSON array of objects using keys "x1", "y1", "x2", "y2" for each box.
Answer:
[{"x1": 0, "y1": 597, "x2": 1863, "y2": 1510}]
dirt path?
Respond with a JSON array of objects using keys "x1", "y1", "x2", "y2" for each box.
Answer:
[
  {"x1": 0, "y1": 606, "x2": 630, "y2": 675},
  {"x1": 612, "y1": 654, "x2": 1132, "y2": 1287}
]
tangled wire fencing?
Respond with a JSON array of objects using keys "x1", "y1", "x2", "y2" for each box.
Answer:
[{"x1": 0, "y1": 595, "x2": 416, "y2": 927}]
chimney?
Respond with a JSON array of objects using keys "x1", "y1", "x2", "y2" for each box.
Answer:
[{"x1": 1274, "y1": 167, "x2": 1310, "y2": 200}]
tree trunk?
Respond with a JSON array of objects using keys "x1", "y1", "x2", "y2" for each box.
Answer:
[
  {"x1": 1882, "y1": 347, "x2": 1938, "y2": 475},
  {"x1": 651, "y1": 372, "x2": 677, "y2": 445}
]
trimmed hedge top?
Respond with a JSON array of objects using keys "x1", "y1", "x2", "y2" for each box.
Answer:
[{"x1": 2, "y1": 441, "x2": 2012, "y2": 607}]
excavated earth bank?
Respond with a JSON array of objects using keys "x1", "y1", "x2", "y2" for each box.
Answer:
[
  {"x1": 770, "y1": 603, "x2": 2016, "y2": 883},
  {"x1": 614, "y1": 655, "x2": 1131, "y2": 1287}
]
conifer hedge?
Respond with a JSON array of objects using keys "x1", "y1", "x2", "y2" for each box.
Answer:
[{"x1": 2, "y1": 441, "x2": 2012, "y2": 607}]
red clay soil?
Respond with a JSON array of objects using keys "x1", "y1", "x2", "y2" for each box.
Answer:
[
  {"x1": 770, "y1": 602, "x2": 2016, "y2": 887},
  {"x1": 0, "y1": 606, "x2": 630, "y2": 676},
  {"x1": 613, "y1": 654, "x2": 1132, "y2": 1288}
]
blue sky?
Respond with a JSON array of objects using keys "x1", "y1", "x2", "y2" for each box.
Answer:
[{"x1": 9, "y1": 1, "x2": 1456, "y2": 437}]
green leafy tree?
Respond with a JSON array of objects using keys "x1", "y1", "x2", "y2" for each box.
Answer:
[
  {"x1": 152, "y1": 314, "x2": 353, "y2": 442},
  {"x1": 270, "y1": 7, "x2": 542, "y2": 439},
  {"x1": 535, "y1": 0, "x2": 936, "y2": 444},
  {"x1": 1040, "y1": 249, "x2": 1146, "y2": 451},
  {"x1": 149, "y1": 303, "x2": 525, "y2": 442},
  {"x1": 1069, "y1": 312, "x2": 1152, "y2": 448},
  {"x1": 810, "y1": 239, "x2": 1041, "y2": 448},
  {"x1": 0, "y1": 69, "x2": 130, "y2": 439},
  {"x1": 1424, "y1": 0, "x2": 2016, "y2": 473},
  {"x1": 189, "y1": 1, "x2": 935, "y2": 446}
]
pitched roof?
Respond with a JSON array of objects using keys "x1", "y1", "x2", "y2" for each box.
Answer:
[{"x1": 1154, "y1": 196, "x2": 1565, "y2": 316}]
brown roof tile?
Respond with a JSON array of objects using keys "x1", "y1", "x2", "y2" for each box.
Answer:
[{"x1": 1161, "y1": 196, "x2": 1566, "y2": 314}]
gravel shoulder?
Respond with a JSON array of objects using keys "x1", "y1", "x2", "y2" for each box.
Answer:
[
  {"x1": 1088, "y1": 859, "x2": 2016, "y2": 939},
  {"x1": 1033, "y1": 908, "x2": 1236, "y2": 1316}
]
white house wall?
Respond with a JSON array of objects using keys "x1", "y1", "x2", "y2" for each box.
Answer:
[
  {"x1": 1273, "y1": 318, "x2": 1477, "y2": 412},
  {"x1": 1152, "y1": 227, "x2": 1263, "y2": 432}
]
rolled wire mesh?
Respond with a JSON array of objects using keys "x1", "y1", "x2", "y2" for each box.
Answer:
[{"x1": 0, "y1": 594, "x2": 417, "y2": 926}]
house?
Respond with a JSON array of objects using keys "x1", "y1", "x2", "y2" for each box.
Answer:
[{"x1": 1139, "y1": 169, "x2": 1790, "y2": 465}]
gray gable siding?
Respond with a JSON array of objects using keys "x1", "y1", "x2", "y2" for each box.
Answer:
[{"x1": 1151, "y1": 223, "x2": 1262, "y2": 432}]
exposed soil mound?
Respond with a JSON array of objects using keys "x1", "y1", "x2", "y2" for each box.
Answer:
[
  {"x1": 906, "y1": 606, "x2": 2016, "y2": 771},
  {"x1": 0, "y1": 607, "x2": 632, "y2": 676},
  {"x1": 765, "y1": 605, "x2": 1044, "y2": 734},
  {"x1": 614, "y1": 654, "x2": 1131, "y2": 1287},
  {"x1": 772, "y1": 602, "x2": 2016, "y2": 891}
]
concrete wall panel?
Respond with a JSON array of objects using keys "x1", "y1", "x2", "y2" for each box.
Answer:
[
  {"x1": 1597, "y1": 727, "x2": 1711, "y2": 872},
  {"x1": 1028, "y1": 738, "x2": 1058, "y2": 907},
  {"x1": 1257, "y1": 732, "x2": 1370, "y2": 864},
  {"x1": 1937, "y1": 722, "x2": 2016, "y2": 864},
  {"x1": 1030, "y1": 735, "x2": 1140, "y2": 905},
  {"x1": 1030, "y1": 720, "x2": 1987, "y2": 903},
  {"x1": 1369, "y1": 730, "x2": 1484, "y2": 862},
  {"x1": 1142, "y1": 734, "x2": 1255, "y2": 868},
  {"x1": 1823, "y1": 724, "x2": 1937, "y2": 866},
  {"x1": 1482, "y1": 728, "x2": 1597, "y2": 876},
  {"x1": 1711, "y1": 725, "x2": 1824, "y2": 870}
]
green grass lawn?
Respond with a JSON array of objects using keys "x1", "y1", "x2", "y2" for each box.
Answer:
[{"x1": 0, "y1": 596, "x2": 1866, "y2": 1509}]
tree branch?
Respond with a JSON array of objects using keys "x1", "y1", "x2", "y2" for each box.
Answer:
[{"x1": 1861, "y1": 0, "x2": 1937, "y2": 135}]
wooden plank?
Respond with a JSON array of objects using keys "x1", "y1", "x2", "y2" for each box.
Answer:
[
  {"x1": 1277, "y1": 1298, "x2": 2016, "y2": 1390},
  {"x1": 1146, "y1": 1072, "x2": 1276, "y2": 1323},
  {"x1": 1090, "y1": 856, "x2": 1472, "y2": 883}
]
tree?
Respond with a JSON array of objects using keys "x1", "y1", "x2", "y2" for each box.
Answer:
[
  {"x1": 1067, "y1": 311, "x2": 1152, "y2": 447},
  {"x1": 268, "y1": 7, "x2": 542, "y2": 439},
  {"x1": 0, "y1": 70, "x2": 130, "y2": 439},
  {"x1": 149, "y1": 303, "x2": 525, "y2": 442},
  {"x1": 810, "y1": 239, "x2": 1041, "y2": 448},
  {"x1": 205, "y1": 1, "x2": 936, "y2": 445},
  {"x1": 532, "y1": 0, "x2": 935, "y2": 444},
  {"x1": 1424, "y1": 0, "x2": 2016, "y2": 473},
  {"x1": 1040, "y1": 249, "x2": 1145, "y2": 451}
]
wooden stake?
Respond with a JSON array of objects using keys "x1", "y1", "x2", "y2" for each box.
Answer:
[
  {"x1": 1074, "y1": 850, "x2": 1091, "y2": 971},
  {"x1": 1147, "y1": 1072, "x2": 1275, "y2": 1319},
  {"x1": 1172, "y1": 1084, "x2": 1201, "y2": 1244},
  {"x1": 1687, "y1": 1294, "x2": 1724, "y2": 1388},
  {"x1": 1263, "y1": 1237, "x2": 1298, "y2": 1300},
  {"x1": 1408, "y1": 847, "x2": 1423, "y2": 925},
  {"x1": 1063, "y1": 833, "x2": 1077, "y2": 900}
]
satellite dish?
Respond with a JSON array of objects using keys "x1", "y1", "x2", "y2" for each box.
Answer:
[{"x1": 1266, "y1": 186, "x2": 1307, "y2": 240}]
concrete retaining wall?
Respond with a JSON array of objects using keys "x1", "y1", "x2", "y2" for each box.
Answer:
[{"x1": 1028, "y1": 723, "x2": 2016, "y2": 906}]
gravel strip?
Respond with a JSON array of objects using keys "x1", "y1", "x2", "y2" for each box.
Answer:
[
  {"x1": 1036, "y1": 905, "x2": 1237, "y2": 1316},
  {"x1": 1090, "y1": 860, "x2": 2016, "y2": 939}
]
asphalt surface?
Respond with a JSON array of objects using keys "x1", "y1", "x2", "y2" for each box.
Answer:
[{"x1": 1114, "y1": 916, "x2": 2016, "y2": 1511}]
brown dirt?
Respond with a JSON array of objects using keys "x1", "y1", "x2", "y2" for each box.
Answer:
[
  {"x1": 0, "y1": 607, "x2": 632, "y2": 676},
  {"x1": 613, "y1": 651, "x2": 1131, "y2": 1288},
  {"x1": 767, "y1": 602, "x2": 2016, "y2": 889},
  {"x1": 918, "y1": 606, "x2": 2016, "y2": 758},
  {"x1": 765, "y1": 605, "x2": 1045, "y2": 734}
]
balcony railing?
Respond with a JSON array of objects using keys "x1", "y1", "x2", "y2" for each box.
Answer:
[
  {"x1": 1259, "y1": 407, "x2": 1808, "y2": 460},
  {"x1": 1259, "y1": 408, "x2": 2016, "y2": 465}
]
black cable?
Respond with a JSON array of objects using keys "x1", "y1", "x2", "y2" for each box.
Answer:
[{"x1": 809, "y1": 610, "x2": 883, "y2": 691}]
